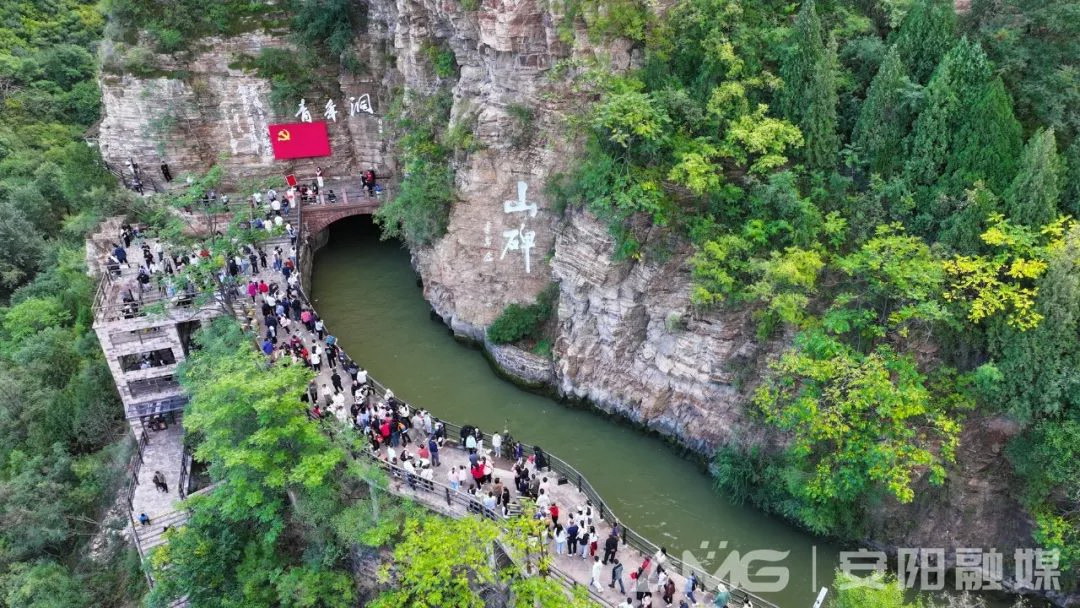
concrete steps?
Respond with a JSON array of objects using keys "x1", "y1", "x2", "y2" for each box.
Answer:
[{"x1": 134, "y1": 509, "x2": 190, "y2": 554}]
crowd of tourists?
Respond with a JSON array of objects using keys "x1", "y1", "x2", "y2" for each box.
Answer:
[
  {"x1": 238, "y1": 238, "x2": 738, "y2": 608},
  {"x1": 99, "y1": 182, "x2": 742, "y2": 608}
]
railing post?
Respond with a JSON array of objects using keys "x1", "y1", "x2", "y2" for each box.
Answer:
[
  {"x1": 446, "y1": 487, "x2": 452, "y2": 508},
  {"x1": 577, "y1": 473, "x2": 581, "y2": 491}
]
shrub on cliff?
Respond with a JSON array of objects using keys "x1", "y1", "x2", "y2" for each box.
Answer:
[{"x1": 487, "y1": 284, "x2": 558, "y2": 345}]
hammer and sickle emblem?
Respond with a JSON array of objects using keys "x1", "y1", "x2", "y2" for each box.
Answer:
[{"x1": 277, "y1": 129, "x2": 291, "y2": 142}]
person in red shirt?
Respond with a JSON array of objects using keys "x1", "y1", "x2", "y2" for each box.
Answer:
[{"x1": 550, "y1": 503, "x2": 560, "y2": 525}]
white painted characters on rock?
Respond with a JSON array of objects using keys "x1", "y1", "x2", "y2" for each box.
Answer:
[
  {"x1": 324, "y1": 99, "x2": 338, "y2": 122},
  {"x1": 483, "y1": 220, "x2": 494, "y2": 263},
  {"x1": 349, "y1": 94, "x2": 374, "y2": 116},
  {"x1": 500, "y1": 223, "x2": 536, "y2": 274},
  {"x1": 295, "y1": 99, "x2": 312, "y2": 122},
  {"x1": 503, "y1": 181, "x2": 538, "y2": 217}
]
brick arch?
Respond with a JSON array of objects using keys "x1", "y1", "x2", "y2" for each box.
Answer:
[{"x1": 301, "y1": 201, "x2": 381, "y2": 234}]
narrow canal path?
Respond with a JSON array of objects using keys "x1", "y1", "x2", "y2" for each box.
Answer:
[{"x1": 310, "y1": 217, "x2": 840, "y2": 607}]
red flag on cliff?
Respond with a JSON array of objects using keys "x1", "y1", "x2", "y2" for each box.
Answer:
[{"x1": 268, "y1": 122, "x2": 331, "y2": 159}]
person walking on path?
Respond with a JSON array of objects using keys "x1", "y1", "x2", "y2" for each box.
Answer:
[
  {"x1": 662, "y1": 577, "x2": 676, "y2": 606},
  {"x1": 610, "y1": 558, "x2": 626, "y2": 594},
  {"x1": 152, "y1": 471, "x2": 168, "y2": 493},
  {"x1": 591, "y1": 556, "x2": 605, "y2": 593},
  {"x1": 603, "y1": 529, "x2": 619, "y2": 564},
  {"x1": 492, "y1": 431, "x2": 502, "y2": 459},
  {"x1": 684, "y1": 572, "x2": 699, "y2": 604}
]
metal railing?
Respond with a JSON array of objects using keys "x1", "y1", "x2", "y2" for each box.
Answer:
[
  {"x1": 127, "y1": 374, "x2": 181, "y2": 399},
  {"x1": 178, "y1": 447, "x2": 193, "y2": 500},
  {"x1": 122, "y1": 425, "x2": 151, "y2": 511}
]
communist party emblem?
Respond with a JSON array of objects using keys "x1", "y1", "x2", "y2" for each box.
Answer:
[{"x1": 276, "y1": 128, "x2": 291, "y2": 142}]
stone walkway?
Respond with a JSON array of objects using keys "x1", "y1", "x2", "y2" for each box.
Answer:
[
  {"x1": 130, "y1": 419, "x2": 186, "y2": 520},
  {"x1": 241, "y1": 238, "x2": 724, "y2": 608}
]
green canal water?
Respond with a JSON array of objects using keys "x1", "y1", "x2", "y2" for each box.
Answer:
[{"x1": 311, "y1": 216, "x2": 840, "y2": 607}]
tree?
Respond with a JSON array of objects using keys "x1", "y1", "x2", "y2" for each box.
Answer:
[
  {"x1": 942, "y1": 214, "x2": 1074, "y2": 331},
  {"x1": 988, "y1": 227, "x2": 1080, "y2": 422},
  {"x1": 905, "y1": 39, "x2": 1022, "y2": 229},
  {"x1": 852, "y1": 47, "x2": 914, "y2": 176},
  {"x1": 754, "y1": 333, "x2": 965, "y2": 532},
  {"x1": 889, "y1": 0, "x2": 955, "y2": 84},
  {"x1": 1004, "y1": 128, "x2": 1064, "y2": 227},
  {"x1": 949, "y1": 77, "x2": 1022, "y2": 195},
  {"x1": 150, "y1": 319, "x2": 356, "y2": 608},
  {"x1": 779, "y1": 1, "x2": 839, "y2": 170},
  {"x1": 371, "y1": 515, "x2": 501, "y2": 608},
  {"x1": 830, "y1": 570, "x2": 912, "y2": 608}
]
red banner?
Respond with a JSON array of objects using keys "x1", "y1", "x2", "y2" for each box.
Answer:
[{"x1": 268, "y1": 122, "x2": 331, "y2": 160}]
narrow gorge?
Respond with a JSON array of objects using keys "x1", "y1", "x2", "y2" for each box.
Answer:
[{"x1": 93, "y1": 0, "x2": 1076, "y2": 604}]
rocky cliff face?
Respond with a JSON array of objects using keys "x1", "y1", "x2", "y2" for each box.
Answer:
[
  {"x1": 96, "y1": 30, "x2": 389, "y2": 189},
  {"x1": 97, "y1": 0, "x2": 1038, "y2": 584}
]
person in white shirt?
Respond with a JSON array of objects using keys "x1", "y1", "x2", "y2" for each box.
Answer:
[
  {"x1": 578, "y1": 527, "x2": 591, "y2": 559},
  {"x1": 492, "y1": 432, "x2": 503, "y2": 458},
  {"x1": 553, "y1": 525, "x2": 567, "y2": 555},
  {"x1": 591, "y1": 556, "x2": 604, "y2": 592},
  {"x1": 465, "y1": 433, "x2": 477, "y2": 453},
  {"x1": 618, "y1": 599, "x2": 633, "y2": 608},
  {"x1": 536, "y1": 489, "x2": 551, "y2": 511}
]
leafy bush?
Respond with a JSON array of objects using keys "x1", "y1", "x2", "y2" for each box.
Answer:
[
  {"x1": 487, "y1": 284, "x2": 559, "y2": 345},
  {"x1": 374, "y1": 92, "x2": 457, "y2": 246}
]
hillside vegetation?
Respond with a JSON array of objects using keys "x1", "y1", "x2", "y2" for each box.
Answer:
[
  {"x1": 0, "y1": 1, "x2": 147, "y2": 606},
  {"x1": 552, "y1": 0, "x2": 1080, "y2": 575}
]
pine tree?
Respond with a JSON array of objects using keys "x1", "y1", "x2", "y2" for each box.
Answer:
[
  {"x1": 891, "y1": 0, "x2": 956, "y2": 85},
  {"x1": 853, "y1": 47, "x2": 912, "y2": 176},
  {"x1": 779, "y1": 0, "x2": 839, "y2": 171},
  {"x1": 1004, "y1": 128, "x2": 1064, "y2": 227},
  {"x1": 779, "y1": 0, "x2": 825, "y2": 122},
  {"x1": 949, "y1": 77, "x2": 1022, "y2": 195},
  {"x1": 905, "y1": 38, "x2": 997, "y2": 228}
]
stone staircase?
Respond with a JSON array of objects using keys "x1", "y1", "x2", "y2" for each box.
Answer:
[{"x1": 133, "y1": 508, "x2": 190, "y2": 557}]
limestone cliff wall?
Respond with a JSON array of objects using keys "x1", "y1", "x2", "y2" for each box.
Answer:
[{"x1": 96, "y1": 30, "x2": 389, "y2": 188}]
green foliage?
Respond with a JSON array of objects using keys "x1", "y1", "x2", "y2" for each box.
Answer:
[
  {"x1": 371, "y1": 515, "x2": 501, "y2": 608},
  {"x1": 779, "y1": 1, "x2": 839, "y2": 170},
  {"x1": 487, "y1": 284, "x2": 558, "y2": 345},
  {"x1": 889, "y1": 0, "x2": 955, "y2": 84},
  {"x1": 905, "y1": 39, "x2": 1022, "y2": 233},
  {"x1": 852, "y1": 48, "x2": 914, "y2": 176},
  {"x1": 1005, "y1": 128, "x2": 1064, "y2": 228},
  {"x1": 564, "y1": 0, "x2": 653, "y2": 43},
  {"x1": 374, "y1": 92, "x2": 457, "y2": 247},
  {"x1": 988, "y1": 228, "x2": 1080, "y2": 422},
  {"x1": 105, "y1": 0, "x2": 278, "y2": 51},
  {"x1": 423, "y1": 42, "x2": 458, "y2": 79},
  {"x1": 292, "y1": 0, "x2": 363, "y2": 58},
  {"x1": 967, "y1": 0, "x2": 1080, "y2": 142},
  {"x1": 0, "y1": 4, "x2": 143, "y2": 604},
  {"x1": 150, "y1": 319, "x2": 366, "y2": 607},
  {"x1": 754, "y1": 333, "x2": 966, "y2": 532},
  {"x1": 942, "y1": 214, "x2": 1073, "y2": 331},
  {"x1": 831, "y1": 570, "x2": 914, "y2": 608}
]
